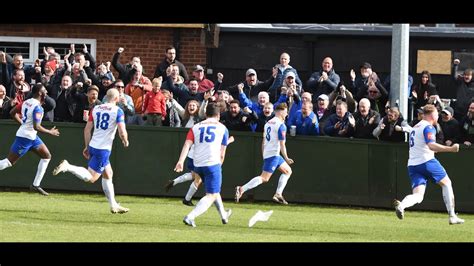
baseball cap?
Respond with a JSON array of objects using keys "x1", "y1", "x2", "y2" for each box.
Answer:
[
  {"x1": 285, "y1": 71, "x2": 296, "y2": 79},
  {"x1": 87, "y1": 85, "x2": 100, "y2": 93},
  {"x1": 246, "y1": 68, "x2": 256, "y2": 76},
  {"x1": 360, "y1": 62, "x2": 372, "y2": 69},
  {"x1": 193, "y1": 65, "x2": 204, "y2": 72},
  {"x1": 442, "y1": 106, "x2": 454, "y2": 116},
  {"x1": 317, "y1": 94, "x2": 329, "y2": 101}
]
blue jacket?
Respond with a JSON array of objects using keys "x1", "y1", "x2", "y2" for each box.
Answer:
[{"x1": 290, "y1": 110, "x2": 319, "y2": 136}]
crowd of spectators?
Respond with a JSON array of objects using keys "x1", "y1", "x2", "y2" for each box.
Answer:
[{"x1": 1, "y1": 46, "x2": 473, "y2": 146}]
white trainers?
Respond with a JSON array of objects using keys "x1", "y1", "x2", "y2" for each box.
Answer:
[
  {"x1": 183, "y1": 216, "x2": 196, "y2": 227},
  {"x1": 393, "y1": 200, "x2": 404, "y2": 220},
  {"x1": 449, "y1": 215, "x2": 465, "y2": 225},
  {"x1": 52, "y1": 160, "x2": 70, "y2": 175},
  {"x1": 222, "y1": 209, "x2": 232, "y2": 224},
  {"x1": 111, "y1": 205, "x2": 129, "y2": 214}
]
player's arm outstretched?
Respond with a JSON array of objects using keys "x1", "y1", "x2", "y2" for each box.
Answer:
[
  {"x1": 83, "y1": 120, "x2": 93, "y2": 159},
  {"x1": 279, "y1": 139, "x2": 294, "y2": 165},
  {"x1": 118, "y1": 122, "x2": 129, "y2": 148},
  {"x1": 33, "y1": 121, "x2": 60, "y2": 137},
  {"x1": 428, "y1": 142, "x2": 459, "y2": 153},
  {"x1": 174, "y1": 139, "x2": 193, "y2": 172}
]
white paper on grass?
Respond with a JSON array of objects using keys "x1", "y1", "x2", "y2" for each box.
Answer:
[{"x1": 248, "y1": 210, "x2": 273, "y2": 227}]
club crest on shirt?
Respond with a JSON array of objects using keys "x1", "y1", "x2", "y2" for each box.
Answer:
[{"x1": 427, "y1": 132, "x2": 435, "y2": 140}]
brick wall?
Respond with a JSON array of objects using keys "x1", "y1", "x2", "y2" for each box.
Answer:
[{"x1": 0, "y1": 24, "x2": 207, "y2": 79}]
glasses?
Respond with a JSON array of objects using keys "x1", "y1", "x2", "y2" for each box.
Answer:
[{"x1": 116, "y1": 85, "x2": 124, "y2": 88}]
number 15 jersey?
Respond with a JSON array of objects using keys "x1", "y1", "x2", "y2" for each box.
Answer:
[
  {"x1": 88, "y1": 103, "x2": 125, "y2": 151},
  {"x1": 186, "y1": 118, "x2": 229, "y2": 167}
]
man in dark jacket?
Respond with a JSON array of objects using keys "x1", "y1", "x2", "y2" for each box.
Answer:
[
  {"x1": 226, "y1": 68, "x2": 275, "y2": 103},
  {"x1": 153, "y1": 46, "x2": 189, "y2": 82},
  {"x1": 220, "y1": 100, "x2": 253, "y2": 131}
]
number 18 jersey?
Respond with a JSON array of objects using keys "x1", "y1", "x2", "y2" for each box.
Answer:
[{"x1": 88, "y1": 103, "x2": 125, "y2": 151}]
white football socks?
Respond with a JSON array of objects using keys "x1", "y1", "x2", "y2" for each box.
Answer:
[
  {"x1": 442, "y1": 184, "x2": 456, "y2": 217},
  {"x1": 276, "y1": 174, "x2": 290, "y2": 194},
  {"x1": 33, "y1": 158, "x2": 50, "y2": 186},
  {"x1": 399, "y1": 193, "x2": 424, "y2": 210},
  {"x1": 173, "y1": 172, "x2": 193, "y2": 186},
  {"x1": 242, "y1": 176, "x2": 263, "y2": 193},
  {"x1": 187, "y1": 195, "x2": 214, "y2": 220},
  {"x1": 67, "y1": 164, "x2": 92, "y2": 182},
  {"x1": 102, "y1": 178, "x2": 119, "y2": 208},
  {"x1": 214, "y1": 194, "x2": 226, "y2": 219},
  {"x1": 185, "y1": 182, "x2": 198, "y2": 201}
]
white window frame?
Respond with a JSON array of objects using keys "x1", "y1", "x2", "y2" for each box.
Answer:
[
  {"x1": 0, "y1": 36, "x2": 96, "y2": 64},
  {"x1": 0, "y1": 36, "x2": 34, "y2": 62}
]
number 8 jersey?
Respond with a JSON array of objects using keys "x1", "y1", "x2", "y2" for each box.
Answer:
[
  {"x1": 263, "y1": 116, "x2": 286, "y2": 159},
  {"x1": 186, "y1": 118, "x2": 229, "y2": 167},
  {"x1": 88, "y1": 103, "x2": 125, "y2": 151},
  {"x1": 408, "y1": 120, "x2": 435, "y2": 166}
]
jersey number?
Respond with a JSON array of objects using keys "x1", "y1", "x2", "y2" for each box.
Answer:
[
  {"x1": 265, "y1": 126, "x2": 271, "y2": 141},
  {"x1": 198, "y1": 126, "x2": 216, "y2": 143},
  {"x1": 95, "y1": 112, "x2": 110, "y2": 130},
  {"x1": 22, "y1": 108, "x2": 28, "y2": 123},
  {"x1": 409, "y1": 131, "x2": 415, "y2": 147}
]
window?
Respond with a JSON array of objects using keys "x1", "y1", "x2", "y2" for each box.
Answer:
[{"x1": 0, "y1": 36, "x2": 96, "y2": 64}]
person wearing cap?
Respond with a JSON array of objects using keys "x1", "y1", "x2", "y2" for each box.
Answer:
[
  {"x1": 459, "y1": 101, "x2": 474, "y2": 146},
  {"x1": 409, "y1": 108, "x2": 424, "y2": 127},
  {"x1": 84, "y1": 63, "x2": 115, "y2": 101},
  {"x1": 153, "y1": 46, "x2": 189, "y2": 82},
  {"x1": 411, "y1": 70, "x2": 438, "y2": 110},
  {"x1": 306, "y1": 57, "x2": 340, "y2": 99},
  {"x1": 315, "y1": 94, "x2": 331, "y2": 135},
  {"x1": 226, "y1": 67, "x2": 276, "y2": 103},
  {"x1": 268, "y1": 52, "x2": 302, "y2": 102},
  {"x1": 452, "y1": 58, "x2": 474, "y2": 121},
  {"x1": 189, "y1": 64, "x2": 219, "y2": 93},
  {"x1": 439, "y1": 106, "x2": 460, "y2": 146},
  {"x1": 349, "y1": 62, "x2": 382, "y2": 101},
  {"x1": 71, "y1": 84, "x2": 101, "y2": 123}
]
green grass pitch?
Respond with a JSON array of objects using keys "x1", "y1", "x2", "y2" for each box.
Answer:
[{"x1": 0, "y1": 191, "x2": 472, "y2": 242}]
